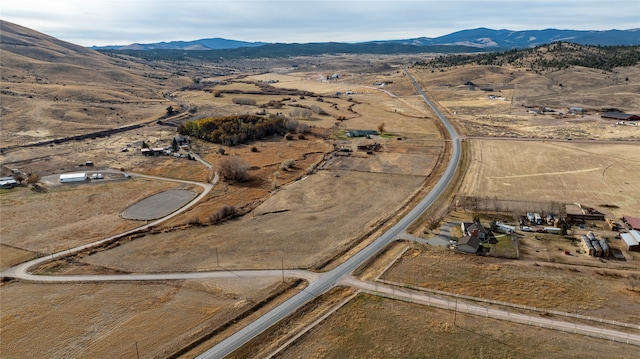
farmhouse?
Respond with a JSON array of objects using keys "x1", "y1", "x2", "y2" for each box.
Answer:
[
  {"x1": 59, "y1": 173, "x2": 88, "y2": 183},
  {"x1": 601, "y1": 112, "x2": 640, "y2": 121},
  {"x1": 620, "y1": 230, "x2": 640, "y2": 252},
  {"x1": 457, "y1": 222, "x2": 488, "y2": 254},
  {"x1": 456, "y1": 235, "x2": 482, "y2": 254},
  {"x1": 461, "y1": 222, "x2": 488, "y2": 241}
]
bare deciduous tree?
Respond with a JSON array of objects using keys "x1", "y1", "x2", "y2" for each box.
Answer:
[{"x1": 219, "y1": 157, "x2": 250, "y2": 182}]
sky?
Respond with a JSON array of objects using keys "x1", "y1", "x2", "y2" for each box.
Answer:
[{"x1": 2, "y1": 0, "x2": 639, "y2": 46}]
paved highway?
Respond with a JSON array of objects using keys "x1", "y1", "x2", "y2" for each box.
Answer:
[{"x1": 195, "y1": 67, "x2": 462, "y2": 358}]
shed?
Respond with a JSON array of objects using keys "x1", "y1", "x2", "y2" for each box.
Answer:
[
  {"x1": 601, "y1": 112, "x2": 640, "y2": 121},
  {"x1": 621, "y1": 231, "x2": 640, "y2": 252}
]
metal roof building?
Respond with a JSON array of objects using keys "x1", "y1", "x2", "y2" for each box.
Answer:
[
  {"x1": 621, "y1": 230, "x2": 640, "y2": 252},
  {"x1": 601, "y1": 112, "x2": 640, "y2": 121}
]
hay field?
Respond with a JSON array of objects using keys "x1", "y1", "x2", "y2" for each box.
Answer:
[
  {"x1": 277, "y1": 293, "x2": 638, "y2": 359},
  {"x1": 0, "y1": 278, "x2": 286, "y2": 358},
  {"x1": 459, "y1": 139, "x2": 640, "y2": 217}
]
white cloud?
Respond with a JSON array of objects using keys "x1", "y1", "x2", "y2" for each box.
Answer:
[{"x1": 2, "y1": 0, "x2": 638, "y2": 46}]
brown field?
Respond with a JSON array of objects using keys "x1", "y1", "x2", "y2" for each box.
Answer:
[
  {"x1": 410, "y1": 65, "x2": 640, "y2": 140},
  {"x1": 74, "y1": 170, "x2": 427, "y2": 273},
  {"x1": 458, "y1": 139, "x2": 640, "y2": 218},
  {"x1": 0, "y1": 178, "x2": 191, "y2": 267},
  {"x1": 0, "y1": 277, "x2": 290, "y2": 359},
  {"x1": 382, "y1": 244, "x2": 640, "y2": 324},
  {"x1": 277, "y1": 293, "x2": 639, "y2": 359}
]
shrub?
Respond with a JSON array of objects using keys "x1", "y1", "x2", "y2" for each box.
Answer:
[
  {"x1": 232, "y1": 97, "x2": 256, "y2": 106},
  {"x1": 280, "y1": 159, "x2": 296, "y2": 170},
  {"x1": 250, "y1": 146, "x2": 259, "y2": 152},
  {"x1": 306, "y1": 164, "x2": 317, "y2": 175},
  {"x1": 217, "y1": 147, "x2": 226, "y2": 155},
  {"x1": 285, "y1": 119, "x2": 299, "y2": 132},
  {"x1": 310, "y1": 105, "x2": 328, "y2": 115},
  {"x1": 297, "y1": 123, "x2": 309, "y2": 133},
  {"x1": 284, "y1": 133, "x2": 294, "y2": 141},
  {"x1": 209, "y1": 205, "x2": 236, "y2": 223},
  {"x1": 212, "y1": 90, "x2": 222, "y2": 97},
  {"x1": 289, "y1": 108, "x2": 312, "y2": 119},
  {"x1": 219, "y1": 157, "x2": 250, "y2": 182},
  {"x1": 26, "y1": 174, "x2": 40, "y2": 184}
]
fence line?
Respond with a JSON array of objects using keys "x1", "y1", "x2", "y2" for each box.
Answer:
[
  {"x1": 377, "y1": 279, "x2": 640, "y2": 330},
  {"x1": 360, "y1": 287, "x2": 640, "y2": 346}
]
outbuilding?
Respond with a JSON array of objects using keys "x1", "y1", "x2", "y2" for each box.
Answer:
[
  {"x1": 59, "y1": 173, "x2": 88, "y2": 183},
  {"x1": 0, "y1": 177, "x2": 19, "y2": 189},
  {"x1": 621, "y1": 230, "x2": 640, "y2": 252},
  {"x1": 623, "y1": 216, "x2": 640, "y2": 230},
  {"x1": 601, "y1": 112, "x2": 640, "y2": 121}
]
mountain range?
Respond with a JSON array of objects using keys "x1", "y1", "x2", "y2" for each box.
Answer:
[{"x1": 92, "y1": 28, "x2": 640, "y2": 51}]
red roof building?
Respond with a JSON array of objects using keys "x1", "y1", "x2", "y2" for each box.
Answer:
[{"x1": 623, "y1": 216, "x2": 640, "y2": 230}]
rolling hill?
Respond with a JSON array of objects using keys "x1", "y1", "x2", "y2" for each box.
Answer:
[{"x1": 0, "y1": 20, "x2": 190, "y2": 148}]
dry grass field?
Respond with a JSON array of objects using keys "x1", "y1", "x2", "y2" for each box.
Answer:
[
  {"x1": 459, "y1": 139, "x2": 640, "y2": 218},
  {"x1": 382, "y1": 244, "x2": 640, "y2": 324},
  {"x1": 277, "y1": 293, "x2": 639, "y2": 359},
  {"x1": 0, "y1": 178, "x2": 191, "y2": 269},
  {"x1": 0, "y1": 278, "x2": 290, "y2": 359},
  {"x1": 73, "y1": 170, "x2": 427, "y2": 273},
  {"x1": 410, "y1": 65, "x2": 640, "y2": 140}
]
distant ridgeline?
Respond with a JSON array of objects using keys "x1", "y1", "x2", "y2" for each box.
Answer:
[
  {"x1": 179, "y1": 115, "x2": 287, "y2": 146},
  {"x1": 416, "y1": 42, "x2": 640, "y2": 72},
  {"x1": 96, "y1": 43, "x2": 487, "y2": 61}
]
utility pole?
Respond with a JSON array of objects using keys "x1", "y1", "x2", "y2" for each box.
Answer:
[
  {"x1": 215, "y1": 248, "x2": 219, "y2": 267},
  {"x1": 281, "y1": 258, "x2": 284, "y2": 283},
  {"x1": 454, "y1": 297, "x2": 458, "y2": 326}
]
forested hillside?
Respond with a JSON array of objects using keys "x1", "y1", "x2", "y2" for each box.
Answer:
[{"x1": 416, "y1": 42, "x2": 640, "y2": 72}]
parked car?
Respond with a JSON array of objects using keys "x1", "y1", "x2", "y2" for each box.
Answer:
[
  {"x1": 535, "y1": 228, "x2": 547, "y2": 233},
  {"x1": 520, "y1": 226, "x2": 533, "y2": 232},
  {"x1": 91, "y1": 173, "x2": 104, "y2": 180}
]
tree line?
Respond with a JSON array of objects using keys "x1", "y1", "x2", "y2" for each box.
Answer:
[
  {"x1": 179, "y1": 114, "x2": 288, "y2": 146},
  {"x1": 416, "y1": 42, "x2": 640, "y2": 72}
]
